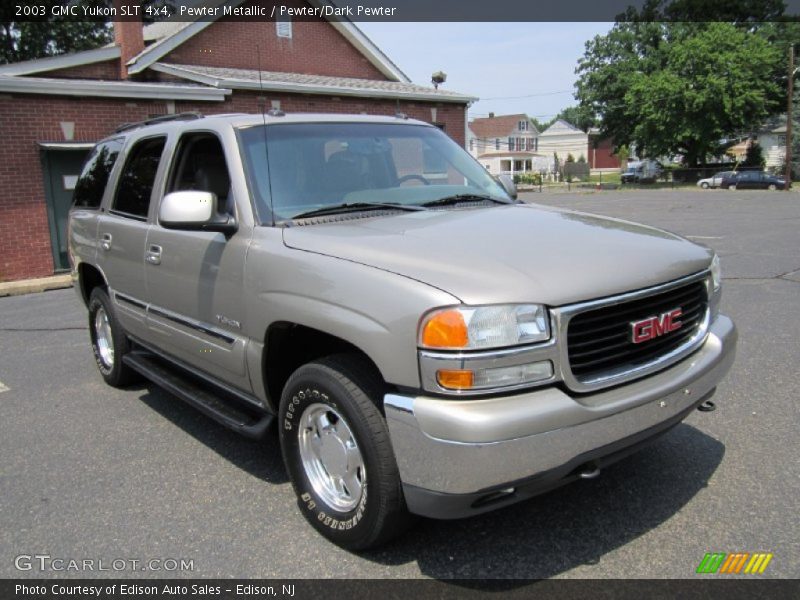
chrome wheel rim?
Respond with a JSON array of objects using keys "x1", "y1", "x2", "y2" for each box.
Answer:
[
  {"x1": 94, "y1": 307, "x2": 114, "y2": 368},
  {"x1": 298, "y1": 403, "x2": 365, "y2": 512}
]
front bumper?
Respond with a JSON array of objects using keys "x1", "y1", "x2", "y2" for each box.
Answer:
[{"x1": 384, "y1": 314, "x2": 737, "y2": 519}]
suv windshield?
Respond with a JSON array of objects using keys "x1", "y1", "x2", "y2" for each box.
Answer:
[{"x1": 238, "y1": 122, "x2": 509, "y2": 222}]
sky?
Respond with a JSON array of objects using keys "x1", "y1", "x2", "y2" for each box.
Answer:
[{"x1": 357, "y1": 22, "x2": 613, "y2": 123}]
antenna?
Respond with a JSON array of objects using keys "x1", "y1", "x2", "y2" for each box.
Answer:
[{"x1": 256, "y1": 44, "x2": 276, "y2": 227}]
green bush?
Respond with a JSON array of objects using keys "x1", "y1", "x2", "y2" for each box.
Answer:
[{"x1": 513, "y1": 172, "x2": 543, "y2": 185}]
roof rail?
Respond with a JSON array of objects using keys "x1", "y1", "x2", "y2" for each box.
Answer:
[{"x1": 114, "y1": 111, "x2": 203, "y2": 134}]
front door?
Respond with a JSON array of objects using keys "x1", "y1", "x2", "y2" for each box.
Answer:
[
  {"x1": 41, "y1": 148, "x2": 90, "y2": 270},
  {"x1": 144, "y1": 131, "x2": 251, "y2": 393}
]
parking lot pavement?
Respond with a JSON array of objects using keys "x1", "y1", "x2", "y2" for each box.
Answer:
[{"x1": 0, "y1": 190, "x2": 798, "y2": 580}]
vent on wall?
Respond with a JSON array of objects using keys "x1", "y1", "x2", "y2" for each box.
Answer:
[{"x1": 276, "y1": 18, "x2": 292, "y2": 38}]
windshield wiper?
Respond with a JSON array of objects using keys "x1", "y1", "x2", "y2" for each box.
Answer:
[
  {"x1": 419, "y1": 194, "x2": 514, "y2": 208},
  {"x1": 292, "y1": 202, "x2": 427, "y2": 220}
]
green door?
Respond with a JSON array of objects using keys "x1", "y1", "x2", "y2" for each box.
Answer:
[{"x1": 41, "y1": 148, "x2": 90, "y2": 271}]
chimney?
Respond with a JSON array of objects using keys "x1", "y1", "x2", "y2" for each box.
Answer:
[
  {"x1": 113, "y1": 0, "x2": 144, "y2": 79},
  {"x1": 489, "y1": 112, "x2": 495, "y2": 118}
]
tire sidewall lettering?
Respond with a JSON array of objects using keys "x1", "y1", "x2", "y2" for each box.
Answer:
[{"x1": 285, "y1": 383, "x2": 368, "y2": 532}]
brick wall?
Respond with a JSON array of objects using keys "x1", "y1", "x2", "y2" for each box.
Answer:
[
  {"x1": 160, "y1": 4, "x2": 388, "y2": 80},
  {"x1": 0, "y1": 94, "x2": 175, "y2": 281},
  {"x1": 39, "y1": 59, "x2": 122, "y2": 81},
  {"x1": 0, "y1": 91, "x2": 465, "y2": 281},
  {"x1": 589, "y1": 136, "x2": 621, "y2": 170}
]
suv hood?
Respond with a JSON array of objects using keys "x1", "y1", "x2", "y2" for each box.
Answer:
[{"x1": 282, "y1": 204, "x2": 713, "y2": 306}]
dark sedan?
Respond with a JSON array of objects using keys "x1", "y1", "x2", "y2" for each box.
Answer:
[{"x1": 720, "y1": 171, "x2": 787, "y2": 190}]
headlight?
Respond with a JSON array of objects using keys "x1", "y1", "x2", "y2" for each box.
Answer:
[
  {"x1": 419, "y1": 304, "x2": 549, "y2": 350},
  {"x1": 710, "y1": 254, "x2": 722, "y2": 291}
]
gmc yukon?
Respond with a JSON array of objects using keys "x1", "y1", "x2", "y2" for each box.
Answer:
[{"x1": 68, "y1": 112, "x2": 737, "y2": 549}]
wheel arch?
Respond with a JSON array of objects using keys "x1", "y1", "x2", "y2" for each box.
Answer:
[
  {"x1": 262, "y1": 321, "x2": 386, "y2": 413},
  {"x1": 77, "y1": 262, "x2": 108, "y2": 307}
]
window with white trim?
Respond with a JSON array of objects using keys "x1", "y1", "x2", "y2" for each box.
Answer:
[{"x1": 276, "y1": 17, "x2": 292, "y2": 38}]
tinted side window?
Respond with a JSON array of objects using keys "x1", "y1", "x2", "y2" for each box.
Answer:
[
  {"x1": 72, "y1": 138, "x2": 124, "y2": 209},
  {"x1": 112, "y1": 136, "x2": 167, "y2": 219},
  {"x1": 166, "y1": 132, "x2": 233, "y2": 214}
]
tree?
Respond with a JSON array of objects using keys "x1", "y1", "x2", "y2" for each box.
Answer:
[
  {"x1": 616, "y1": 144, "x2": 630, "y2": 167},
  {"x1": 575, "y1": 13, "x2": 785, "y2": 165},
  {"x1": 1, "y1": 1, "x2": 113, "y2": 64},
  {"x1": 743, "y1": 141, "x2": 766, "y2": 169},
  {"x1": 531, "y1": 116, "x2": 555, "y2": 132},
  {"x1": 0, "y1": 0, "x2": 174, "y2": 64}
]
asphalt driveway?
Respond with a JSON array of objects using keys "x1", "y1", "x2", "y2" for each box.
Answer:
[{"x1": 0, "y1": 189, "x2": 797, "y2": 580}]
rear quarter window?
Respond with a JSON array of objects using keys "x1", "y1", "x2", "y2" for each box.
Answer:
[{"x1": 72, "y1": 138, "x2": 124, "y2": 209}]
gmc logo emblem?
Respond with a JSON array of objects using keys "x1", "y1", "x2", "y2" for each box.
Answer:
[{"x1": 631, "y1": 308, "x2": 683, "y2": 344}]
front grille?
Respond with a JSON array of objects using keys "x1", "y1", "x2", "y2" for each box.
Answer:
[{"x1": 567, "y1": 279, "x2": 708, "y2": 382}]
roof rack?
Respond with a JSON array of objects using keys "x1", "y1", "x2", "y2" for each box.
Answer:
[{"x1": 114, "y1": 112, "x2": 203, "y2": 134}]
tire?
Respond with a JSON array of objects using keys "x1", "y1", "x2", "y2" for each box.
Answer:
[
  {"x1": 700, "y1": 182, "x2": 709, "y2": 189},
  {"x1": 768, "y1": 184, "x2": 777, "y2": 191},
  {"x1": 729, "y1": 184, "x2": 737, "y2": 191},
  {"x1": 279, "y1": 354, "x2": 412, "y2": 550},
  {"x1": 88, "y1": 287, "x2": 139, "y2": 387}
]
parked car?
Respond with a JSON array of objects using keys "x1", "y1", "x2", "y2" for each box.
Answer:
[
  {"x1": 720, "y1": 171, "x2": 787, "y2": 190},
  {"x1": 697, "y1": 171, "x2": 736, "y2": 189},
  {"x1": 69, "y1": 112, "x2": 736, "y2": 550}
]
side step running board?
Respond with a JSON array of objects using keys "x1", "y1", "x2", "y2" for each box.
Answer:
[{"x1": 123, "y1": 351, "x2": 273, "y2": 439}]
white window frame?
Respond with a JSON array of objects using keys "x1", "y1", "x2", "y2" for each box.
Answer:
[{"x1": 276, "y1": 18, "x2": 292, "y2": 39}]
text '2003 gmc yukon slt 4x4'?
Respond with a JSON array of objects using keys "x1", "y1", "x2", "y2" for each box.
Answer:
[{"x1": 69, "y1": 112, "x2": 737, "y2": 550}]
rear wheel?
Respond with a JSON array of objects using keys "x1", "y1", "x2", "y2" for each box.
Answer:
[
  {"x1": 279, "y1": 354, "x2": 412, "y2": 550},
  {"x1": 88, "y1": 288, "x2": 139, "y2": 387},
  {"x1": 768, "y1": 183, "x2": 777, "y2": 191},
  {"x1": 728, "y1": 184, "x2": 737, "y2": 191}
]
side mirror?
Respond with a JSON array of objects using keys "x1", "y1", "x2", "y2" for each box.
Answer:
[
  {"x1": 159, "y1": 191, "x2": 237, "y2": 236},
  {"x1": 497, "y1": 174, "x2": 518, "y2": 200}
]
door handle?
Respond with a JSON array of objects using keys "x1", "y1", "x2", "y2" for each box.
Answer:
[
  {"x1": 145, "y1": 244, "x2": 162, "y2": 266},
  {"x1": 100, "y1": 233, "x2": 112, "y2": 251}
]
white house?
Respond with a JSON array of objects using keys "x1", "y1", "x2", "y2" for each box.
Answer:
[
  {"x1": 538, "y1": 119, "x2": 589, "y2": 164},
  {"x1": 756, "y1": 123, "x2": 787, "y2": 169},
  {"x1": 467, "y1": 113, "x2": 549, "y2": 175}
]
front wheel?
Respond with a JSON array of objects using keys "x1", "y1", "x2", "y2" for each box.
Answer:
[
  {"x1": 700, "y1": 182, "x2": 709, "y2": 189},
  {"x1": 279, "y1": 355, "x2": 412, "y2": 550},
  {"x1": 728, "y1": 184, "x2": 737, "y2": 191},
  {"x1": 88, "y1": 288, "x2": 139, "y2": 387},
  {"x1": 768, "y1": 183, "x2": 777, "y2": 191}
]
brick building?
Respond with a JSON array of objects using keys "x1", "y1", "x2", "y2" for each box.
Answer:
[{"x1": 0, "y1": 0, "x2": 475, "y2": 281}]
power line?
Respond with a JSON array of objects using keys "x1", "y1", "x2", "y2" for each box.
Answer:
[{"x1": 480, "y1": 89, "x2": 575, "y2": 101}]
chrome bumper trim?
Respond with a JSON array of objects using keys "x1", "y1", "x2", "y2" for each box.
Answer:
[{"x1": 384, "y1": 314, "x2": 736, "y2": 496}]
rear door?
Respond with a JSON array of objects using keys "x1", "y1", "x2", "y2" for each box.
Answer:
[
  {"x1": 143, "y1": 130, "x2": 252, "y2": 392},
  {"x1": 96, "y1": 135, "x2": 168, "y2": 339}
]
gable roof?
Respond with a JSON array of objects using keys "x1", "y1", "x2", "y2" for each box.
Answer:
[
  {"x1": 128, "y1": 0, "x2": 410, "y2": 82},
  {"x1": 469, "y1": 114, "x2": 535, "y2": 139},
  {"x1": 540, "y1": 119, "x2": 584, "y2": 136},
  {"x1": 0, "y1": 75, "x2": 229, "y2": 101},
  {"x1": 0, "y1": 46, "x2": 120, "y2": 76},
  {"x1": 150, "y1": 63, "x2": 476, "y2": 103},
  {"x1": 0, "y1": 1, "x2": 410, "y2": 84}
]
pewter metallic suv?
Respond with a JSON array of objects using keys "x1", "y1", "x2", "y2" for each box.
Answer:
[{"x1": 69, "y1": 112, "x2": 737, "y2": 549}]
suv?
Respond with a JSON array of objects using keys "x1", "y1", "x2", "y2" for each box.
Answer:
[{"x1": 69, "y1": 112, "x2": 737, "y2": 550}]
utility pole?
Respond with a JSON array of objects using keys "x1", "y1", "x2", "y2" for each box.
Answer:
[{"x1": 785, "y1": 45, "x2": 794, "y2": 190}]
